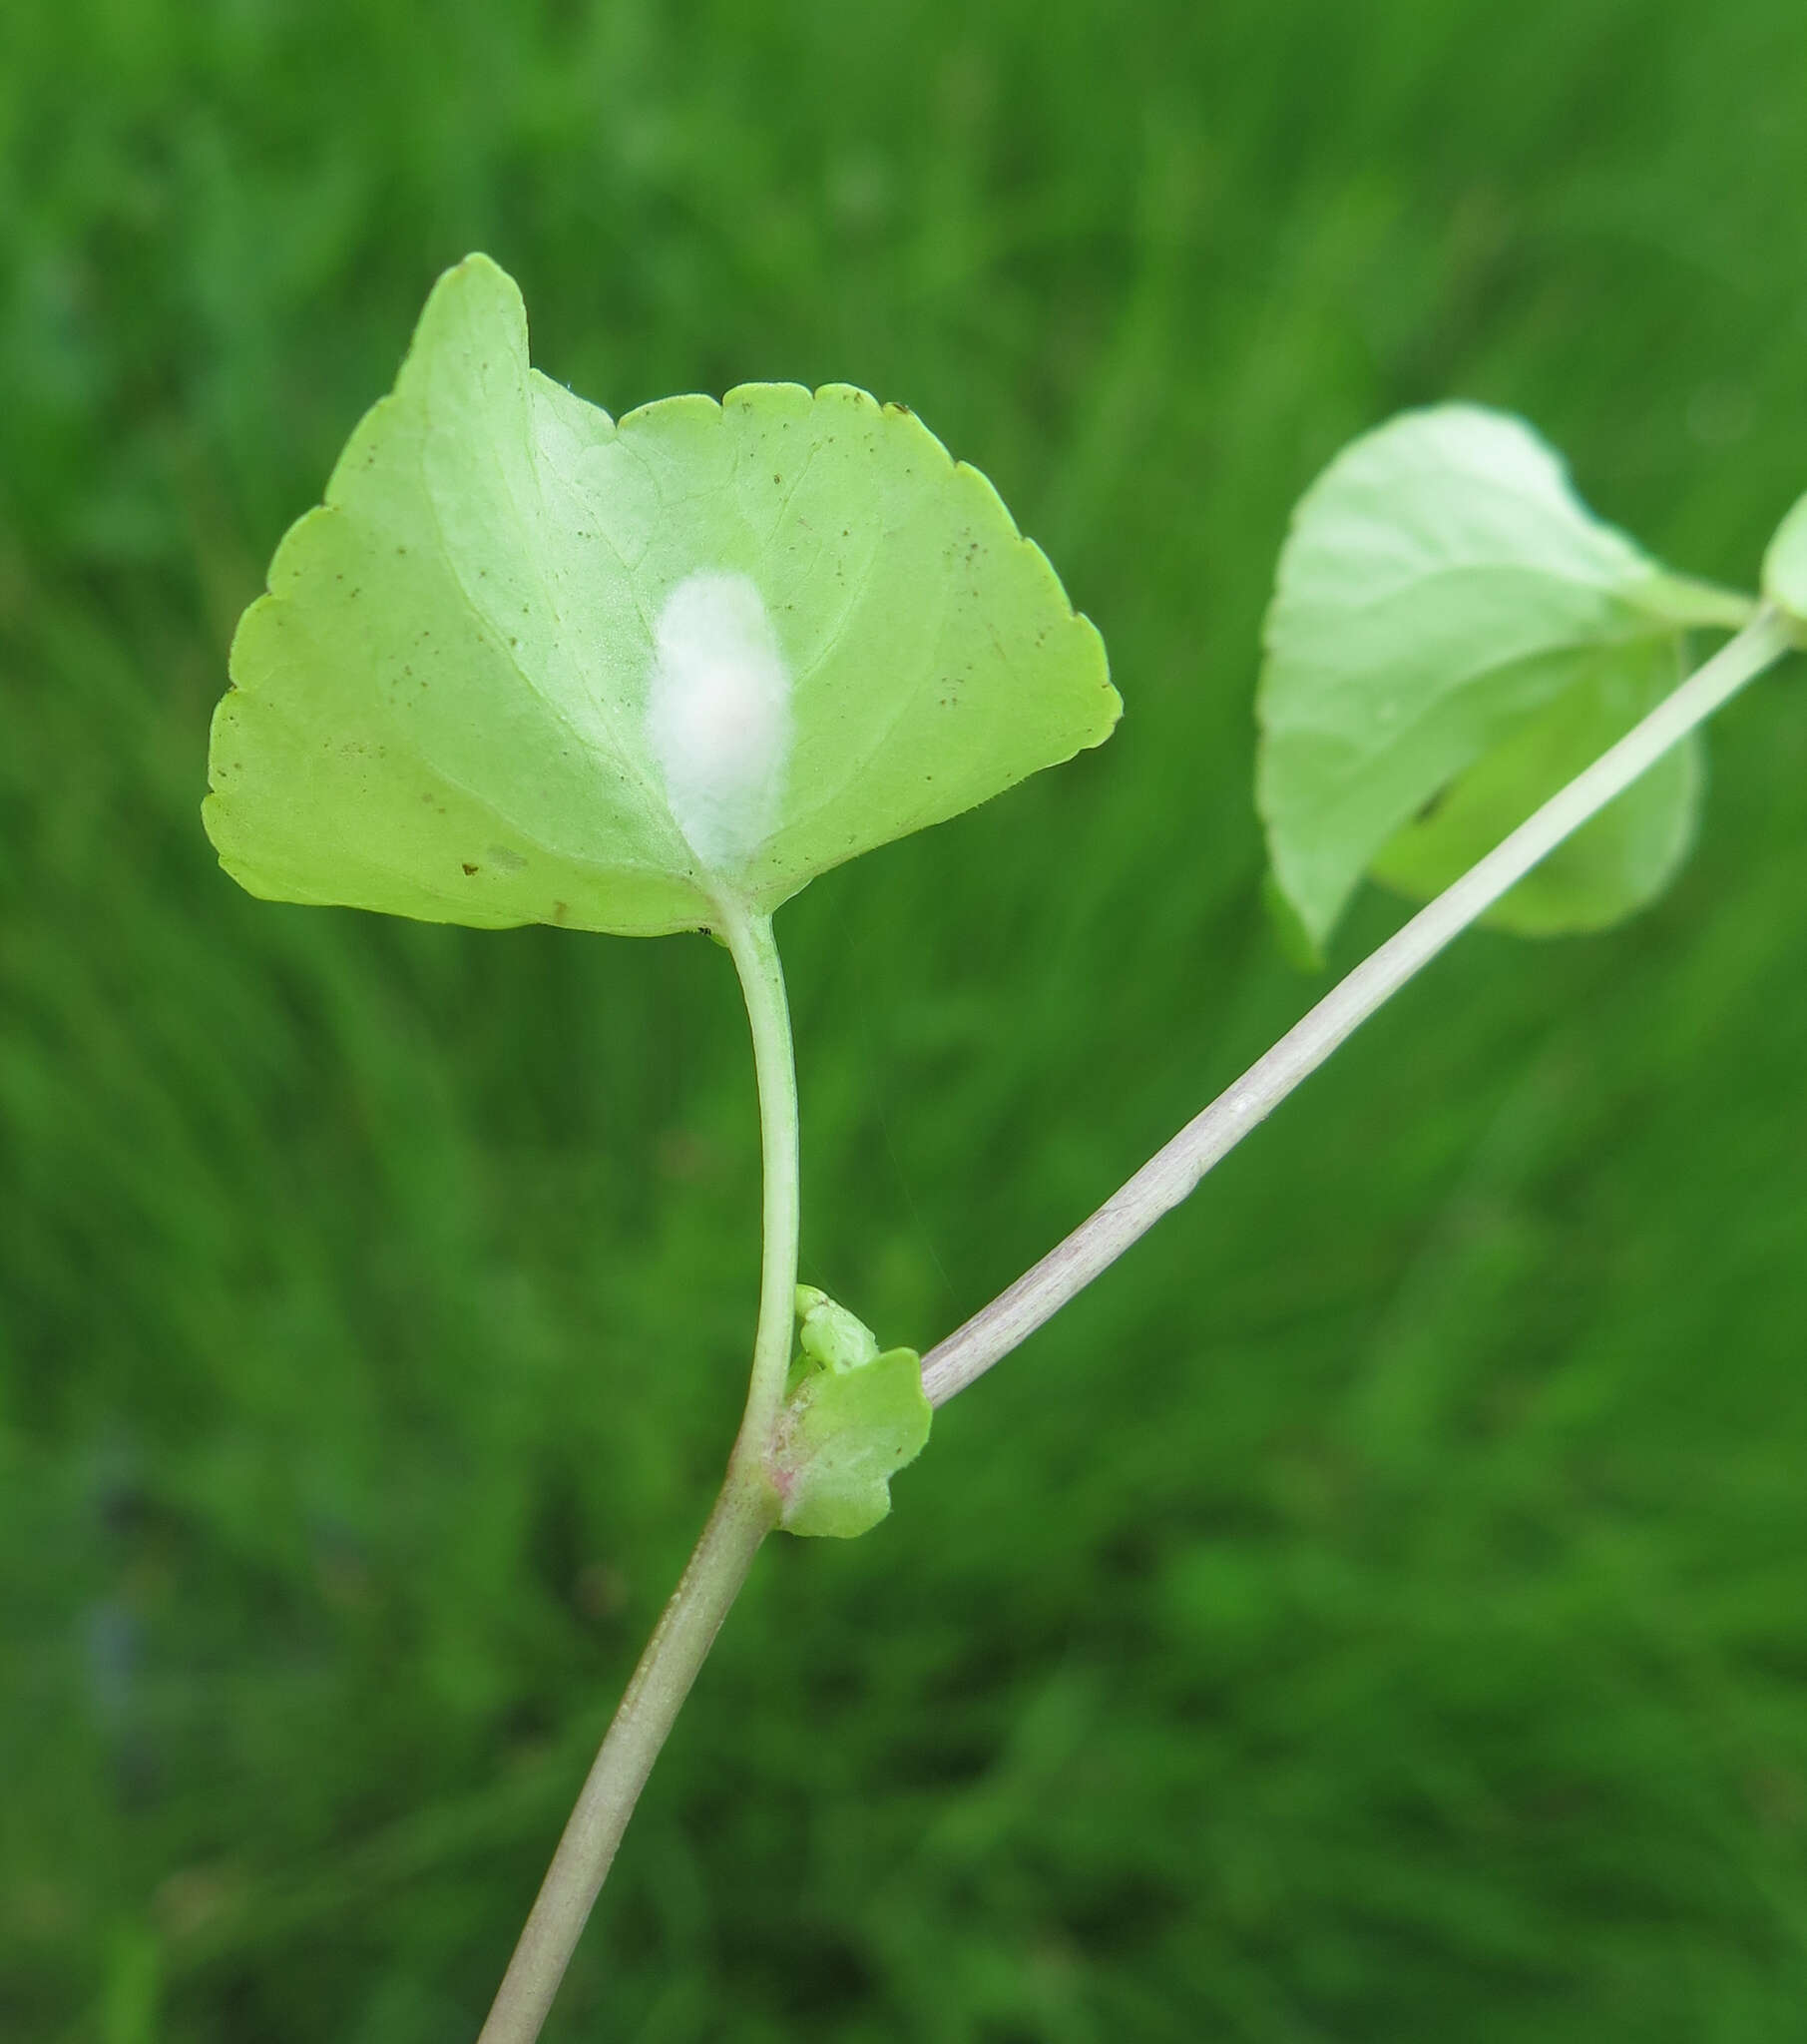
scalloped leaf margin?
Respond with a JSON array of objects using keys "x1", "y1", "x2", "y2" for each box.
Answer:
[{"x1": 206, "y1": 255, "x2": 1121, "y2": 936}]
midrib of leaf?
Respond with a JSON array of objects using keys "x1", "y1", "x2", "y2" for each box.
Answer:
[
  {"x1": 1273, "y1": 557, "x2": 1645, "y2": 636},
  {"x1": 1266, "y1": 636, "x2": 1650, "y2": 778}
]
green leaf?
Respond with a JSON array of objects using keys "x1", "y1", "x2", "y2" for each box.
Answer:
[
  {"x1": 794, "y1": 1284, "x2": 882, "y2": 1374},
  {"x1": 205, "y1": 255, "x2": 1118, "y2": 936},
  {"x1": 772, "y1": 1346, "x2": 932, "y2": 1540},
  {"x1": 1256, "y1": 404, "x2": 1753, "y2": 956},
  {"x1": 1763, "y1": 490, "x2": 1807, "y2": 641}
]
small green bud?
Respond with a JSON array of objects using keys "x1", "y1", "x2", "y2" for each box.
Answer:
[{"x1": 794, "y1": 1285, "x2": 881, "y2": 1374}]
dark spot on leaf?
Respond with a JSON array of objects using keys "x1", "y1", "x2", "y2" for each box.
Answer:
[
  {"x1": 552, "y1": 900, "x2": 570, "y2": 923},
  {"x1": 1414, "y1": 786, "x2": 1451, "y2": 825},
  {"x1": 462, "y1": 862, "x2": 479, "y2": 875}
]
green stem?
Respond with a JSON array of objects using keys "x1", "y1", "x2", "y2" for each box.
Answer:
[
  {"x1": 715, "y1": 906, "x2": 806, "y2": 1467},
  {"x1": 920, "y1": 604, "x2": 1797, "y2": 1407},
  {"x1": 477, "y1": 904, "x2": 800, "y2": 2044}
]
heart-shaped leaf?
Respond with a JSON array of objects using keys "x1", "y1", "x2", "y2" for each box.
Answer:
[
  {"x1": 206, "y1": 255, "x2": 1119, "y2": 934},
  {"x1": 1256, "y1": 405, "x2": 1754, "y2": 956}
]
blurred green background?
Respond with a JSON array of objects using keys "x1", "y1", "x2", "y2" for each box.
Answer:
[{"x1": 4, "y1": 1, "x2": 1806, "y2": 2038}]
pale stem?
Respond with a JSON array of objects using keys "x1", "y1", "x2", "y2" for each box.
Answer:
[
  {"x1": 477, "y1": 904, "x2": 799, "y2": 2044},
  {"x1": 919, "y1": 605, "x2": 1797, "y2": 1408},
  {"x1": 474, "y1": 1481, "x2": 771, "y2": 2044}
]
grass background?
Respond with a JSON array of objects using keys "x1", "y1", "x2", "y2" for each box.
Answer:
[{"x1": 4, "y1": 1, "x2": 1807, "y2": 2038}]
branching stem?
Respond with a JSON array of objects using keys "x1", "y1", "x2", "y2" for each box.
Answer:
[
  {"x1": 919, "y1": 605, "x2": 1796, "y2": 1407},
  {"x1": 477, "y1": 904, "x2": 798, "y2": 2044},
  {"x1": 476, "y1": 601, "x2": 1796, "y2": 2040}
]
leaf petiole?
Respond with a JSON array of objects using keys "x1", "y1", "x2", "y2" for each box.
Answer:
[{"x1": 714, "y1": 905, "x2": 807, "y2": 1471}]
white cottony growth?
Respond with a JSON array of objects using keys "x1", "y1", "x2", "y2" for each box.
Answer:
[{"x1": 644, "y1": 571, "x2": 792, "y2": 870}]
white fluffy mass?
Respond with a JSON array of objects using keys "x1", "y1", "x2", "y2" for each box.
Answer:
[{"x1": 643, "y1": 570, "x2": 792, "y2": 870}]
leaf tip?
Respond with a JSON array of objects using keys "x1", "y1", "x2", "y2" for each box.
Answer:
[
  {"x1": 405, "y1": 251, "x2": 530, "y2": 380},
  {"x1": 1260, "y1": 869, "x2": 1324, "y2": 971}
]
